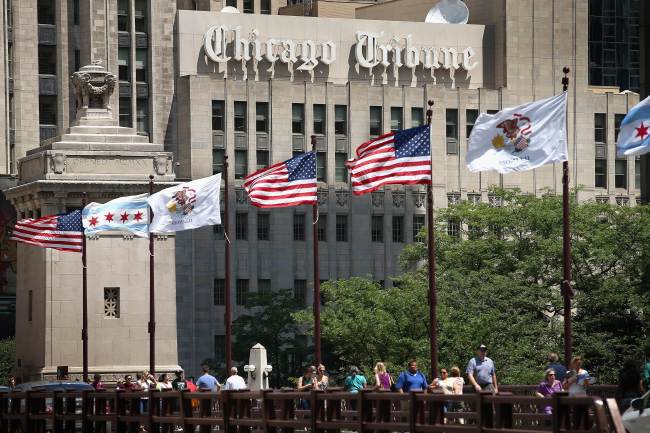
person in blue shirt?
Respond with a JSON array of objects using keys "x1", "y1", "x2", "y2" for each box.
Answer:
[
  {"x1": 545, "y1": 352, "x2": 567, "y2": 382},
  {"x1": 195, "y1": 365, "x2": 220, "y2": 391},
  {"x1": 466, "y1": 344, "x2": 498, "y2": 393},
  {"x1": 395, "y1": 360, "x2": 428, "y2": 393}
]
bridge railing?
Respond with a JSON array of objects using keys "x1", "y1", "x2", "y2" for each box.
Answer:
[{"x1": 0, "y1": 388, "x2": 623, "y2": 433}]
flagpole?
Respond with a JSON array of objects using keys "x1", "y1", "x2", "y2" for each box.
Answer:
[
  {"x1": 561, "y1": 67, "x2": 573, "y2": 367},
  {"x1": 425, "y1": 100, "x2": 438, "y2": 379},
  {"x1": 81, "y1": 193, "x2": 88, "y2": 383},
  {"x1": 310, "y1": 136, "x2": 322, "y2": 366},
  {"x1": 148, "y1": 175, "x2": 156, "y2": 375},
  {"x1": 224, "y1": 156, "x2": 232, "y2": 373}
]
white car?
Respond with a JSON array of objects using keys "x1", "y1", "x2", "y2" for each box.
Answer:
[{"x1": 622, "y1": 392, "x2": 650, "y2": 433}]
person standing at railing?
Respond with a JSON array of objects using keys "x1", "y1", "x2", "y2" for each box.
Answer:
[
  {"x1": 344, "y1": 366, "x2": 367, "y2": 410},
  {"x1": 222, "y1": 367, "x2": 247, "y2": 390},
  {"x1": 297, "y1": 366, "x2": 318, "y2": 410},
  {"x1": 643, "y1": 348, "x2": 650, "y2": 392},
  {"x1": 196, "y1": 365, "x2": 220, "y2": 391},
  {"x1": 535, "y1": 369, "x2": 562, "y2": 414},
  {"x1": 316, "y1": 364, "x2": 329, "y2": 390},
  {"x1": 545, "y1": 353, "x2": 567, "y2": 382},
  {"x1": 395, "y1": 360, "x2": 428, "y2": 393},
  {"x1": 615, "y1": 360, "x2": 643, "y2": 412},
  {"x1": 374, "y1": 362, "x2": 393, "y2": 391},
  {"x1": 91, "y1": 374, "x2": 105, "y2": 391},
  {"x1": 466, "y1": 344, "x2": 498, "y2": 394},
  {"x1": 563, "y1": 356, "x2": 591, "y2": 396}
]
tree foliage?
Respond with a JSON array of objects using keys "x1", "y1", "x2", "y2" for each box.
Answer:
[
  {"x1": 297, "y1": 190, "x2": 650, "y2": 384},
  {"x1": 0, "y1": 338, "x2": 15, "y2": 385}
]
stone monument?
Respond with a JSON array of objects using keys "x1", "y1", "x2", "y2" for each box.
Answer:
[
  {"x1": 244, "y1": 343, "x2": 272, "y2": 390},
  {"x1": 4, "y1": 62, "x2": 180, "y2": 381}
]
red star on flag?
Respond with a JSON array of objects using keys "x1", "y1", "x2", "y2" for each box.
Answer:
[
  {"x1": 133, "y1": 211, "x2": 144, "y2": 222},
  {"x1": 88, "y1": 216, "x2": 99, "y2": 227},
  {"x1": 635, "y1": 122, "x2": 649, "y2": 140},
  {"x1": 120, "y1": 212, "x2": 129, "y2": 223},
  {"x1": 105, "y1": 212, "x2": 114, "y2": 222}
]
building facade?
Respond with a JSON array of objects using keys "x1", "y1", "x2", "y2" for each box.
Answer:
[{"x1": 0, "y1": 0, "x2": 643, "y2": 376}]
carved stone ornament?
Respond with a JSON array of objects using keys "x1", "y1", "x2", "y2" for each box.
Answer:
[
  {"x1": 335, "y1": 190, "x2": 349, "y2": 207},
  {"x1": 71, "y1": 60, "x2": 117, "y2": 117},
  {"x1": 317, "y1": 190, "x2": 328, "y2": 206},
  {"x1": 50, "y1": 153, "x2": 67, "y2": 174},
  {"x1": 153, "y1": 155, "x2": 169, "y2": 175},
  {"x1": 412, "y1": 191, "x2": 425, "y2": 208},
  {"x1": 371, "y1": 191, "x2": 384, "y2": 208},
  {"x1": 236, "y1": 188, "x2": 247, "y2": 204},
  {"x1": 392, "y1": 191, "x2": 405, "y2": 208}
]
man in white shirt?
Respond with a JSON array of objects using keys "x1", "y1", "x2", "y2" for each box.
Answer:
[{"x1": 222, "y1": 367, "x2": 247, "y2": 390}]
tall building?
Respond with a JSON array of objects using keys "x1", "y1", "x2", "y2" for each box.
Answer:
[{"x1": 0, "y1": 0, "x2": 643, "y2": 378}]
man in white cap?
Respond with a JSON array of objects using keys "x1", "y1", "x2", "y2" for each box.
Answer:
[
  {"x1": 222, "y1": 366, "x2": 247, "y2": 391},
  {"x1": 466, "y1": 344, "x2": 498, "y2": 393}
]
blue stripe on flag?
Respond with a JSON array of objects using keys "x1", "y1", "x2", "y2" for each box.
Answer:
[{"x1": 620, "y1": 104, "x2": 650, "y2": 127}]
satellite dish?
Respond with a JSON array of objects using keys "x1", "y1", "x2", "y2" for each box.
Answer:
[
  {"x1": 220, "y1": 6, "x2": 240, "y2": 13},
  {"x1": 425, "y1": 0, "x2": 469, "y2": 24}
]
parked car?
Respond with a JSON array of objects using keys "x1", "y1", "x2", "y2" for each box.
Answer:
[
  {"x1": 622, "y1": 391, "x2": 650, "y2": 433},
  {"x1": 13, "y1": 381, "x2": 93, "y2": 392},
  {"x1": 0, "y1": 385, "x2": 10, "y2": 392}
]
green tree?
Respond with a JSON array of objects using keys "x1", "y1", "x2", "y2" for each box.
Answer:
[{"x1": 0, "y1": 338, "x2": 15, "y2": 385}]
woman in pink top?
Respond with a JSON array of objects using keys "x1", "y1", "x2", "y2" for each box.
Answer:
[{"x1": 374, "y1": 362, "x2": 393, "y2": 390}]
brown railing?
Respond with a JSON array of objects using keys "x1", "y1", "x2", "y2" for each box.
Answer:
[{"x1": 0, "y1": 388, "x2": 623, "y2": 433}]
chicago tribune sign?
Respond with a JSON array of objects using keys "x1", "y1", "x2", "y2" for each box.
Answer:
[{"x1": 203, "y1": 26, "x2": 478, "y2": 86}]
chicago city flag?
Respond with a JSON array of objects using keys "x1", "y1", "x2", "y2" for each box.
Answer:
[
  {"x1": 616, "y1": 95, "x2": 650, "y2": 157},
  {"x1": 148, "y1": 174, "x2": 221, "y2": 233},
  {"x1": 466, "y1": 92, "x2": 568, "y2": 173},
  {"x1": 82, "y1": 193, "x2": 150, "y2": 238}
]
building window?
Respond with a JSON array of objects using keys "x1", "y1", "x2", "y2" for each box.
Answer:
[
  {"x1": 447, "y1": 218, "x2": 460, "y2": 238},
  {"x1": 294, "y1": 280, "x2": 307, "y2": 306},
  {"x1": 261, "y1": 0, "x2": 271, "y2": 13},
  {"x1": 336, "y1": 214, "x2": 348, "y2": 242},
  {"x1": 136, "y1": 99, "x2": 148, "y2": 135},
  {"x1": 594, "y1": 113, "x2": 606, "y2": 144},
  {"x1": 294, "y1": 214, "x2": 306, "y2": 241},
  {"x1": 317, "y1": 152, "x2": 326, "y2": 182},
  {"x1": 614, "y1": 114, "x2": 625, "y2": 141},
  {"x1": 38, "y1": 45, "x2": 56, "y2": 75},
  {"x1": 369, "y1": 106, "x2": 382, "y2": 136},
  {"x1": 213, "y1": 216, "x2": 224, "y2": 240},
  {"x1": 236, "y1": 279, "x2": 249, "y2": 305},
  {"x1": 236, "y1": 212, "x2": 248, "y2": 240},
  {"x1": 371, "y1": 215, "x2": 383, "y2": 242},
  {"x1": 73, "y1": 0, "x2": 79, "y2": 24},
  {"x1": 235, "y1": 149, "x2": 248, "y2": 179},
  {"x1": 213, "y1": 279, "x2": 225, "y2": 306},
  {"x1": 135, "y1": 49, "x2": 147, "y2": 82},
  {"x1": 243, "y1": 0, "x2": 254, "y2": 13},
  {"x1": 234, "y1": 101, "x2": 247, "y2": 132},
  {"x1": 258, "y1": 279, "x2": 271, "y2": 294},
  {"x1": 212, "y1": 100, "x2": 225, "y2": 131},
  {"x1": 595, "y1": 159, "x2": 607, "y2": 188},
  {"x1": 257, "y1": 150, "x2": 269, "y2": 170},
  {"x1": 390, "y1": 107, "x2": 403, "y2": 132},
  {"x1": 256, "y1": 102, "x2": 268, "y2": 132},
  {"x1": 468, "y1": 193, "x2": 481, "y2": 204},
  {"x1": 317, "y1": 214, "x2": 327, "y2": 241},
  {"x1": 413, "y1": 214, "x2": 425, "y2": 239},
  {"x1": 118, "y1": 0, "x2": 129, "y2": 31},
  {"x1": 615, "y1": 159, "x2": 627, "y2": 189},
  {"x1": 118, "y1": 48, "x2": 130, "y2": 81},
  {"x1": 258, "y1": 213, "x2": 270, "y2": 240},
  {"x1": 313, "y1": 104, "x2": 326, "y2": 135},
  {"x1": 635, "y1": 157, "x2": 641, "y2": 190},
  {"x1": 214, "y1": 335, "x2": 225, "y2": 364},
  {"x1": 28, "y1": 290, "x2": 33, "y2": 322},
  {"x1": 292, "y1": 103, "x2": 305, "y2": 134},
  {"x1": 392, "y1": 216, "x2": 404, "y2": 243},
  {"x1": 104, "y1": 287, "x2": 120, "y2": 318},
  {"x1": 335, "y1": 153, "x2": 347, "y2": 182},
  {"x1": 335, "y1": 105, "x2": 347, "y2": 135},
  {"x1": 37, "y1": 0, "x2": 55, "y2": 24},
  {"x1": 119, "y1": 97, "x2": 131, "y2": 128},
  {"x1": 226, "y1": 0, "x2": 236, "y2": 7},
  {"x1": 212, "y1": 149, "x2": 225, "y2": 175},
  {"x1": 446, "y1": 109, "x2": 458, "y2": 154},
  {"x1": 134, "y1": 0, "x2": 147, "y2": 33},
  {"x1": 411, "y1": 107, "x2": 424, "y2": 128},
  {"x1": 466, "y1": 109, "x2": 479, "y2": 138},
  {"x1": 39, "y1": 96, "x2": 57, "y2": 125}
]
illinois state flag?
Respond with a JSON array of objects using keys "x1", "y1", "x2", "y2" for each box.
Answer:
[
  {"x1": 616, "y1": 95, "x2": 650, "y2": 157},
  {"x1": 82, "y1": 193, "x2": 149, "y2": 238},
  {"x1": 148, "y1": 174, "x2": 221, "y2": 233},
  {"x1": 466, "y1": 93, "x2": 568, "y2": 173}
]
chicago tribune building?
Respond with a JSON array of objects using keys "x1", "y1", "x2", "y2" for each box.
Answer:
[{"x1": 0, "y1": 0, "x2": 645, "y2": 378}]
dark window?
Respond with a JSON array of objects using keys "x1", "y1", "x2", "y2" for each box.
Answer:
[
  {"x1": 234, "y1": 101, "x2": 247, "y2": 132},
  {"x1": 413, "y1": 214, "x2": 425, "y2": 239},
  {"x1": 258, "y1": 279, "x2": 271, "y2": 294},
  {"x1": 38, "y1": 45, "x2": 56, "y2": 75},
  {"x1": 236, "y1": 279, "x2": 249, "y2": 305},
  {"x1": 135, "y1": 49, "x2": 147, "y2": 82},
  {"x1": 39, "y1": 95, "x2": 57, "y2": 125},
  {"x1": 369, "y1": 106, "x2": 382, "y2": 136},
  {"x1": 371, "y1": 215, "x2": 383, "y2": 242},
  {"x1": 257, "y1": 150, "x2": 269, "y2": 170},
  {"x1": 212, "y1": 149, "x2": 224, "y2": 175},
  {"x1": 392, "y1": 216, "x2": 404, "y2": 243},
  {"x1": 447, "y1": 218, "x2": 460, "y2": 238},
  {"x1": 317, "y1": 152, "x2": 326, "y2": 182},
  {"x1": 336, "y1": 214, "x2": 348, "y2": 242},
  {"x1": 466, "y1": 109, "x2": 479, "y2": 138},
  {"x1": 119, "y1": 97, "x2": 131, "y2": 128},
  {"x1": 292, "y1": 104, "x2": 304, "y2": 134},
  {"x1": 313, "y1": 104, "x2": 326, "y2": 135},
  {"x1": 136, "y1": 99, "x2": 148, "y2": 135},
  {"x1": 134, "y1": 0, "x2": 147, "y2": 33},
  {"x1": 243, "y1": 0, "x2": 254, "y2": 13},
  {"x1": 487, "y1": 109, "x2": 499, "y2": 115},
  {"x1": 214, "y1": 335, "x2": 225, "y2": 363},
  {"x1": 294, "y1": 280, "x2": 307, "y2": 306},
  {"x1": 74, "y1": 49, "x2": 81, "y2": 72},
  {"x1": 411, "y1": 107, "x2": 424, "y2": 128},
  {"x1": 294, "y1": 214, "x2": 306, "y2": 241},
  {"x1": 28, "y1": 290, "x2": 33, "y2": 322},
  {"x1": 37, "y1": 0, "x2": 55, "y2": 24},
  {"x1": 261, "y1": 0, "x2": 271, "y2": 13},
  {"x1": 615, "y1": 159, "x2": 627, "y2": 188},
  {"x1": 213, "y1": 279, "x2": 225, "y2": 305},
  {"x1": 257, "y1": 213, "x2": 270, "y2": 240},
  {"x1": 236, "y1": 213, "x2": 248, "y2": 240},
  {"x1": 212, "y1": 100, "x2": 225, "y2": 131},
  {"x1": 335, "y1": 105, "x2": 347, "y2": 135},
  {"x1": 390, "y1": 107, "x2": 403, "y2": 132},
  {"x1": 235, "y1": 149, "x2": 247, "y2": 179},
  {"x1": 614, "y1": 113, "x2": 625, "y2": 141},
  {"x1": 213, "y1": 216, "x2": 224, "y2": 240},
  {"x1": 73, "y1": 0, "x2": 79, "y2": 25},
  {"x1": 118, "y1": 0, "x2": 129, "y2": 31},
  {"x1": 118, "y1": 48, "x2": 130, "y2": 81},
  {"x1": 335, "y1": 153, "x2": 347, "y2": 182},
  {"x1": 594, "y1": 113, "x2": 606, "y2": 143},
  {"x1": 446, "y1": 109, "x2": 458, "y2": 154},
  {"x1": 317, "y1": 215, "x2": 327, "y2": 241},
  {"x1": 595, "y1": 159, "x2": 607, "y2": 188},
  {"x1": 226, "y1": 0, "x2": 237, "y2": 7},
  {"x1": 256, "y1": 102, "x2": 268, "y2": 132}
]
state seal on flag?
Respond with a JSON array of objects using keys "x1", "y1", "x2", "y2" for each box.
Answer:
[
  {"x1": 166, "y1": 187, "x2": 197, "y2": 215},
  {"x1": 492, "y1": 113, "x2": 532, "y2": 153}
]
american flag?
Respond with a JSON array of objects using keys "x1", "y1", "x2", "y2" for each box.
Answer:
[
  {"x1": 347, "y1": 125, "x2": 432, "y2": 195},
  {"x1": 10, "y1": 210, "x2": 84, "y2": 253},
  {"x1": 243, "y1": 152, "x2": 317, "y2": 208}
]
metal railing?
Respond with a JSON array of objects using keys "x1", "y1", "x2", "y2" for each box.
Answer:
[{"x1": 0, "y1": 388, "x2": 623, "y2": 433}]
